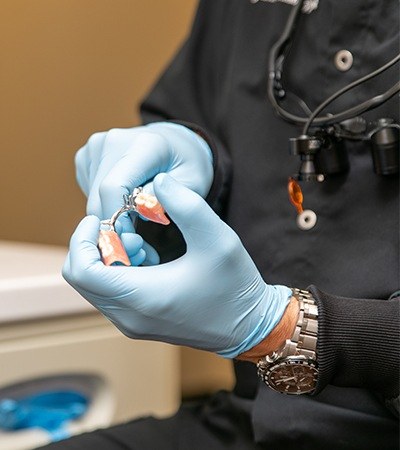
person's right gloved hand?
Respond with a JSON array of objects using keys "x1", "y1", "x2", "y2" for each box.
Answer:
[
  {"x1": 75, "y1": 122, "x2": 214, "y2": 222},
  {"x1": 63, "y1": 174, "x2": 292, "y2": 358}
]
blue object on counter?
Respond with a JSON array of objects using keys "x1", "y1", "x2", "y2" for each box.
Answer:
[{"x1": 0, "y1": 391, "x2": 88, "y2": 442}]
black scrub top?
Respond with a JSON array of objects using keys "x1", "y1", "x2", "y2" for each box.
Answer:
[{"x1": 138, "y1": 0, "x2": 399, "y2": 434}]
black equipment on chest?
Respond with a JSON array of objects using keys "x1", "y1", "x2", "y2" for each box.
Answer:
[{"x1": 267, "y1": 0, "x2": 400, "y2": 182}]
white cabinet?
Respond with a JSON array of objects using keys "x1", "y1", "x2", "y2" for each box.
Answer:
[{"x1": 0, "y1": 242, "x2": 180, "y2": 450}]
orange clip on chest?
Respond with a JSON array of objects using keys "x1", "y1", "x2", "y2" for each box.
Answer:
[
  {"x1": 288, "y1": 177, "x2": 304, "y2": 214},
  {"x1": 287, "y1": 177, "x2": 317, "y2": 231}
]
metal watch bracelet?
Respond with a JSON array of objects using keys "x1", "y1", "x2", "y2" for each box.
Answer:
[
  {"x1": 281, "y1": 288, "x2": 318, "y2": 359},
  {"x1": 257, "y1": 288, "x2": 319, "y2": 388}
]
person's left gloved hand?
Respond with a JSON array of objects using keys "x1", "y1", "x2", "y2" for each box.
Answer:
[
  {"x1": 75, "y1": 122, "x2": 214, "y2": 221},
  {"x1": 63, "y1": 174, "x2": 292, "y2": 357}
]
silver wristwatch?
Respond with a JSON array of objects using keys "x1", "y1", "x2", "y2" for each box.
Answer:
[{"x1": 257, "y1": 288, "x2": 318, "y2": 395}]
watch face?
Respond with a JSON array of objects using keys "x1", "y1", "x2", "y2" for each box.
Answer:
[{"x1": 265, "y1": 357, "x2": 318, "y2": 395}]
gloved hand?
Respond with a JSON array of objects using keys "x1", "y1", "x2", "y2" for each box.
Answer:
[
  {"x1": 75, "y1": 122, "x2": 214, "y2": 221},
  {"x1": 63, "y1": 174, "x2": 292, "y2": 357}
]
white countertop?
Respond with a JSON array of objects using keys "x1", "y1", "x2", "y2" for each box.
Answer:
[{"x1": 0, "y1": 241, "x2": 94, "y2": 323}]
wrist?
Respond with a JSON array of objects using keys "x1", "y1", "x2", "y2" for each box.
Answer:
[{"x1": 236, "y1": 296, "x2": 300, "y2": 364}]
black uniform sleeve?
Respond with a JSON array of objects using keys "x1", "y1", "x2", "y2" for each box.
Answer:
[{"x1": 311, "y1": 286, "x2": 400, "y2": 410}]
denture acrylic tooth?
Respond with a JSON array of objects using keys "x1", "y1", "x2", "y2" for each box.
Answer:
[
  {"x1": 134, "y1": 192, "x2": 170, "y2": 225},
  {"x1": 98, "y1": 230, "x2": 131, "y2": 266}
]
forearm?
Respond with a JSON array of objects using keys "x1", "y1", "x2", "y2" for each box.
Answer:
[{"x1": 311, "y1": 286, "x2": 400, "y2": 400}]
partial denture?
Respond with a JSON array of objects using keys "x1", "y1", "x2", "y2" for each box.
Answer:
[{"x1": 98, "y1": 187, "x2": 169, "y2": 266}]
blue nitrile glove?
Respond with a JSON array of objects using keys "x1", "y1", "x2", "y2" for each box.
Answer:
[
  {"x1": 63, "y1": 175, "x2": 292, "y2": 358},
  {"x1": 75, "y1": 122, "x2": 214, "y2": 221},
  {"x1": 0, "y1": 391, "x2": 87, "y2": 442}
]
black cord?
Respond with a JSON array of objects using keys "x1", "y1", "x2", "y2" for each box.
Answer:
[
  {"x1": 286, "y1": 92, "x2": 313, "y2": 115},
  {"x1": 303, "y1": 54, "x2": 400, "y2": 134},
  {"x1": 267, "y1": 0, "x2": 307, "y2": 125},
  {"x1": 268, "y1": 3, "x2": 400, "y2": 129},
  {"x1": 315, "y1": 82, "x2": 400, "y2": 127},
  {"x1": 268, "y1": 0, "x2": 304, "y2": 76}
]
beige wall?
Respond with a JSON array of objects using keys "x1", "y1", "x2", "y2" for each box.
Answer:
[
  {"x1": 1, "y1": 0, "x2": 197, "y2": 246},
  {"x1": 1, "y1": 1, "x2": 234, "y2": 397}
]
